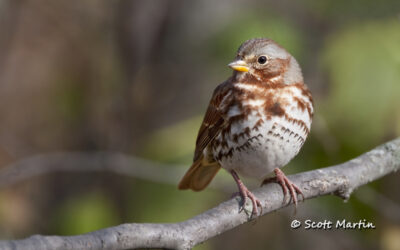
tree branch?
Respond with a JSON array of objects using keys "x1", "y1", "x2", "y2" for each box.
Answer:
[
  {"x1": 0, "y1": 152, "x2": 185, "y2": 188},
  {"x1": 0, "y1": 137, "x2": 399, "y2": 250}
]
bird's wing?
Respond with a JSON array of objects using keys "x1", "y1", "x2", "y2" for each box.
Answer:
[
  {"x1": 178, "y1": 82, "x2": 232, "y2": 191},
  {"x1": 193, "y1": 81, "x2": 232, "y2": 162}
]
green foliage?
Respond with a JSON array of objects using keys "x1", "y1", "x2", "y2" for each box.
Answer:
[
  {"x1": 52, "y1": 81, "x2": 86, "y2": 124},
  {"x1": 304, "y1": 0, "x2": 400, "y2": 22},
  {"x1": 322, "y1": 18, "x2": 400, "y2": 151},
  {"x1": 51, "y1": 192, "x2": 119, "y2": 235},
  {"x1": 210, "y1": 12, "x2": 305, "y2": 64},
  {"x1": 127, "y1": 179, "x2": 221, "y2": 223},
  {"x1": 142, "y1": 116, "x2": 203, "y2": 163}
]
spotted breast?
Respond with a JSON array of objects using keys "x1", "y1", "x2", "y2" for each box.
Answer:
[{"x1": 211, "y1": 81, "x2": 313, "y2": 179}]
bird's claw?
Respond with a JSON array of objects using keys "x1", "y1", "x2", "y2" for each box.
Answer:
[{"x1": 262, "y1": 168, "x2": 304, "y2": 207}]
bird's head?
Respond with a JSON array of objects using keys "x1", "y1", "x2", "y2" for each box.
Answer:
[{"x1": 229, "y1": 38, "x2": 303, "y2": 85}]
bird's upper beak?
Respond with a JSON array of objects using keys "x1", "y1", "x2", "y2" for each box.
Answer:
[{"x1": 228, "y1": 60, "x2": 249, "y2": 72}]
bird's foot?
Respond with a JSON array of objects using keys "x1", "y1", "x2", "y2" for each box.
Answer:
[
  {"x1": 231, "y1": 170, "x2": 262, "y2": 217},
  {"x1": 262, "y1": 168, "x2": 304, "y2": 207}
]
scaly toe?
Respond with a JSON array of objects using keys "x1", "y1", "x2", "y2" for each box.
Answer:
[
  {"x1": 274, "y1": 168, "x2": 303, "y2": 207},
  {"x1": 247, "y1": 191, "x2": 263, "y2": 216}
]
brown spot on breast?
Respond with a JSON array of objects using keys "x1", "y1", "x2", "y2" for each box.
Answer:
[
  {"x1": 292, "y1": 83, "x2": 312, "y2": 98},
  {"x1": 220, "y1": 140, "x2": 228, "y2": 149},
  {"x1": 213, "y1": 139, "x2": 220, "y2": 148},
  {"x1": 267, "y1": 102, "x2": 286, "y2": 116},
  {"x1": 217, "y1": 152, "x2": 223, "y2": 161},
  {"x1": 252, "y1": 118, "x2": 264, "y2": 131},
  {"x1": 244, "y1": 127, "x2": 250, "y2": 135},
  {"x1": 293, "y1": 96, "x2": 306, "y2": 112},
  {"x1": 217, "y1": 133, "x2": 264, "y2": 160},
  {"x1": 292, "y1": 83, "x2": 314, "y2": 118},
  {"x1": 226, "y1": 148, "x2": 234, "y2": 158},
  {"x1": 233, "y1": 134, "x2": 239, "y2": 143},
  {"x1": 284, "y1": 114, "x2": 310, "y2": 135},
  {"x1": 297, "y1": 136, "x2": 305, "y2": 145}
]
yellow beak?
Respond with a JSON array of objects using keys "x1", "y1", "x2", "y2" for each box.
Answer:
[{"x1": 228, "y1": 60, "x2": 249, "y2": 72}]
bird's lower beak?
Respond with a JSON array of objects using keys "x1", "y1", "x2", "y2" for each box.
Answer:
[{"x1": 228, "y1": 60, "x2": 249, "y2": 72}]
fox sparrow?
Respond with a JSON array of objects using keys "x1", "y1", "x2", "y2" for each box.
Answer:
[{"x1": 178, "y1": 38, "x2": 313, "y2": 216}]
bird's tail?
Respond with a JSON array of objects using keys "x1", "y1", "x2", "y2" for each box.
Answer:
[{"x1": 178, "y1": 156, "x2": 221, "y2": 191}]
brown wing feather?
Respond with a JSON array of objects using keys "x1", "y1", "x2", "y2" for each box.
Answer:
[
  {"x1": 178, "y1": 155, "x2": 221, "y2": 191},
  {"x1": 193, "y1": 82, "x2": 231, "y2": 162},
  {"x1": 178, "y1": 81, "x2": 232, "y2": 191}
]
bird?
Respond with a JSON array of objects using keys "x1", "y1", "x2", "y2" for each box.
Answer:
[{"x1": 178, "y1": 38, "x2": 313, "y2": 216}]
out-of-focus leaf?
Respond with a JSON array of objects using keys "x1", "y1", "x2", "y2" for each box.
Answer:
[
  {"x1": 127, "y1": 180, "x2": 221, "y2": 224},
  {"x1": 142, "y1": 116, "x2": 203, "y2": 163},
  {"x1": 304, "y1": 0, "x2": 400, "y2": 23},
  {"x1": 382, "y1": 226, "x2": 400, "y2": 250},
  {"x1": 53, "y1": 82, "x2": 85, "y2": 124},
  {"x1": 322, "y1": 18, "x2": 400, "y2": 150},
  {"x1": 52, "y1": 192, "x2": 119, "y2": 235},
  {"x1": 210, "y1": 13, "x2": 305, "y2": 64}
]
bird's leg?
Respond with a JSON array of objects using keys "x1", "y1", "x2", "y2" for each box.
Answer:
[
  {"x1": 261, "y1": 168, "x2": 304, "y2": 206},
  {"x1": 230, "y1": 170, "x2": 262, "y2": 216}
]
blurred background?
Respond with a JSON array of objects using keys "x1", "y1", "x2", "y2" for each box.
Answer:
[{"x1": 0, "y1": 0, "x2": 399, "y2": 249}]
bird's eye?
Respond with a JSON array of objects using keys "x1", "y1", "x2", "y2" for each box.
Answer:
[{"x1": 257, "y1": 56, "x2": 268, "y2": 64}]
